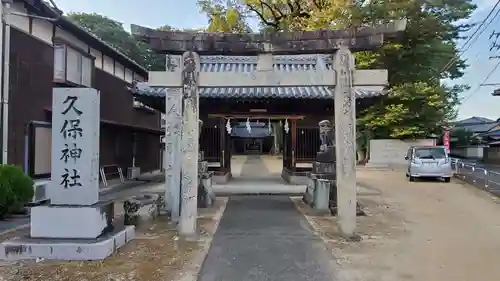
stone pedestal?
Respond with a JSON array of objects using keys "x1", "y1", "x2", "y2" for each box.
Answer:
[
  {"x1": 0, "y1": 227, "x2": 135, "y2": 261},
  {"x1": 31, "y1": 202, "x2": 114, "y2": 239},
  {"x1": 199, "y1": 172, "x2": 215, "y2": 208},
  {"x1": 197, "y1": 151, "x2": 216, "y2": 208},
  {"x1": 0, "y1": 88, "x2": 134, "y2": 261},
  {"x1": 313, "y1": 179, "x2": 331, "y2": 213},
  {"x1": 304, "y1": 160, "x2": 338, "y2": 212},
  {"x1": 123, "y1": 193, "x2": 161, "y2": 226}
]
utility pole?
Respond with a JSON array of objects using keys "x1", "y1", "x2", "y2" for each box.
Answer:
[
  {"x1": 0, "y1": 1, "x2": 6, "y2": 165},
  {"x1": 1, "y1": 0, "x2": 11, "y2": 165}
]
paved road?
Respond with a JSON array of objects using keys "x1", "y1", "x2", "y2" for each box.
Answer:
[
  {"x1": 197, "y1": 196, "x2": 338, "y2": 281},
  {"x1": 198, "y1": 155, "x2": 337, "y2": 281},
  {"x1": 452, "y1": 159, "x2": 500, "y2": 192},
  {"x1": 453, "y1": 158, "x2": 500, "y2": 172}
]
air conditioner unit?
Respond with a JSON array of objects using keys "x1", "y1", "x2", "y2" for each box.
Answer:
[
  {"x1": 127, "y1": 167, "x2": 141, "y2": 180},
  {"x1": 32, "y1": 180, "x2": 49, "y2": 203}
]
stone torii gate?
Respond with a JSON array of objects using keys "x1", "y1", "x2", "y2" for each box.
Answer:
[{"x1": 131, "y1": 20, "x2": 406, "y2": 237}]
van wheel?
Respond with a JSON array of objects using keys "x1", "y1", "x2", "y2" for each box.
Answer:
[
  {"x1": 444, "y1": 177, "x2": 451, "y2": 183},
  {"x1": 409, "y1": 176, "x2": 415, "y2": 182}
]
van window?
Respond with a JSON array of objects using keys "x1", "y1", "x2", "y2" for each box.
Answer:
[{"x1": 414, "y1": 147, "x2": 446, "y2": 159}]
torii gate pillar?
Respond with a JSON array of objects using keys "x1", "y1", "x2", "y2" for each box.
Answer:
[
  {"x1": 334, "y1": 46, "x2": 357, "y2": 236},
  {"x1": 132, "y1": 20, "x2": 406, "y2": 238}
]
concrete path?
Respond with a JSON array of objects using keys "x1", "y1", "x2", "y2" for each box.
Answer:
[
  {"x1": 239, "y1": 155, "x2": 275, "y2": 179},
  {"x1": 197, "y1": 196, "x2": 338, "y2": 281},
  {"x1": 198, "y1": 155, "x2": 337, "y2": 280},
  {"x1": 213, "y1": 155, "x2": 306, "y2": 195}
]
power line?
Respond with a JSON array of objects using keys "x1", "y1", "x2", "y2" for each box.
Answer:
[
  {"x1": 461, "y1": 0, "x2": 500, "y2": 52},
  {"x1": 462, "y1": 58, "x2": 500, "y2": 103},
  {"x1": 439, "y1": 0, "x2": 500, "y2": 75},
  {"x1": 454, "y1": 1, "x2": 500, "y2": 106}
]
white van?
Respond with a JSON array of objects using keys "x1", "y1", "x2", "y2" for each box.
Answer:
[{"x1": 405, "y1": 146, "x2": 452, "y2": 182}]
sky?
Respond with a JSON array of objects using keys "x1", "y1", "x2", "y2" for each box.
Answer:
[{"x1": 52, "y1": 0, "x2": 500, "y2": 121}]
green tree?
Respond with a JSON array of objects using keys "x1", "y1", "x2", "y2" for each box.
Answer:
[
  {"x1": 67, "y1": 13, "x2": 165, "y2": 70},
  {"x1": 198, "y1": 0, "x2": 476, "y2": 139},
  {"x1": 450, "y1": 128, "x2": 474, "y2": 147},
  {"x1": 198, "y1": 0, "x2": 251, "y2": 32}
]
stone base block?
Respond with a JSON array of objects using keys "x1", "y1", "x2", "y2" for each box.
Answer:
[
  {"x1": 31, "y1": 202, "x2": 114, "y2": 239},
  {"x1": 312, "y1": 179, "x2": 331, "y2": 212},
  {"x1": 213, "y1": 171, "x2": 231, "y2": 184},
  {"x1": 303, "y1": 179, "x2": 315, "y2": 205},
  {"x1": 0, "y1": 226, "x2": 135, "y2": 261},
  {"x1": 281, "y1": 168, "x2": 309, "y2": 185},
  {"x1": 123, "y1": 194, "x2": 160, "y2": 226}
]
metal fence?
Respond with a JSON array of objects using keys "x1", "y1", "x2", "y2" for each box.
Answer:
[{"x1": 451, "y1": 159, "x2": 500, "y2": 196}]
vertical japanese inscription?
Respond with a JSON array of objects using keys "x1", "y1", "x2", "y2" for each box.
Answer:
[
  {"x1": 333, "y1": 45, "x2": 357, "y2": 237},
  {"x1": 164, "y1": 54, "x2": 182, "y2": 220},
  {"x1": 179, "y1": 51, "x2": 200, "y2": 236},
  {"x1": 59, "y1": 96, "x2": 83, "y2": 189},
  {"x1": 51, "y1": 88, "x2": 100, "y2": 206}
]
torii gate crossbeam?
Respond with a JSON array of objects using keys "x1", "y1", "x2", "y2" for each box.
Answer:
[{"x1": 132, "y1": 20, "x2": 406, "y2": 238}]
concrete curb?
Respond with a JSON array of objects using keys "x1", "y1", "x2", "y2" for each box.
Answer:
[
  {"x1": 176, "y1": 197, "x2": 228, "y2": 281},
  {"x1": 289, "y1": 196, "x2": 346, "y2": 279}
]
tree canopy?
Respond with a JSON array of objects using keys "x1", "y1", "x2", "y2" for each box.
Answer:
[
  {"x1": 66, "y1": 13, "x2": 206, "y2": 71},
  {"x1": 67, "y1": 0, "x2": 478, "y2": 139},
  {"x1": 197, "y1": 0, "x2": 476, "y2": 139}
]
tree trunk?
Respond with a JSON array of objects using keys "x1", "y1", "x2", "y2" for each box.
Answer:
[{"x1": 357, "y1": 150, "x2": 366, "y2": 164}]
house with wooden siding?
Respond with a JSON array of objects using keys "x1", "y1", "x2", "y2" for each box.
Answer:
[{"x1": 6, "y1": 0, "x2": 163, "y2": 179}]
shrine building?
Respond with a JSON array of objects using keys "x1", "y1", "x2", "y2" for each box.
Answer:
[{"x1": 131, "y1": 54, "x2": 386, "y2": 182}]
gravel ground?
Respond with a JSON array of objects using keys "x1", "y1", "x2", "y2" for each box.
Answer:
[
  {"x1": 0, "y1": 199, "x2": 227, "y2": 281},
  {"x1": 293, "y1": 168, "x2": 500, "y2": 281}
]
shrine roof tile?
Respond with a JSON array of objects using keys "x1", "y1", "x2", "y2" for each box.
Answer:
[
  {"x1": 131, "y1": 85, "x2": 384, "y2": 99},
  {"x1": 130, "y1": 56, "x2": 386, "y2": 99}
]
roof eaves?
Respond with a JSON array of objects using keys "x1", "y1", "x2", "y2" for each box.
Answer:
[{"x1": 22, "y1": 0, "x2": 148, "y2": 77}]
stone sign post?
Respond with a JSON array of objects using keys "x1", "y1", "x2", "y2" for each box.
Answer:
[
  {"x1": 48, "y1": 88, "x2": 100, "y2": 206},
  {"x1": 334, "y1": 46, "x2": 357, "y2": 236},
  {"x1": 0, "y1": 88, "x2": 134, "y2": 261},
  {"x1": 164, "y1": 55, "x2": 182, "y2": 222},
  {"x1": 179, "y1": 51, "x2": 201, "y2": 236}
]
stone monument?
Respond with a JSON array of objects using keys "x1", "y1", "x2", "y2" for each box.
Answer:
[
  {"x1": 163, "y1": 54, "x2": 182, "y2": 222},
  {"x1": 316, "y1": 120, "x2": 336, "y2": 166},
  {"x1": 197, "y1": 120, "x2": 216, "y2": 208},
  {"x1": 304, "y1": 120, "x2": 337, "y2": 214},
  {"x1": 179, "y1": 51, "x2": 200, "y2": 236},
  {"x1": 0, "y1": 88, "x2": 134, "y2": 261}
]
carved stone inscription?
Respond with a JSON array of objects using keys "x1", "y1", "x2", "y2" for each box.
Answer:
[
  {"x1": 179, "y1": 51, "x2": 200, "y2": 236},
  {"x1": 333, "y1": 45, "x2": 357, "y2": 236},
  {"x1": 164, "y1": 87, "x2": 182, "y2": 220},
  {"x1": 50, "y1": 88, "x2": 100, "y2": 206}
]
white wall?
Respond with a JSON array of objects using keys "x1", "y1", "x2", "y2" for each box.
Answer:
[
  {"x1": 451, "y1": 146, "x2": 485, "y2": 159},
  {"x1": 9, "y1": 3, "x2": 145, "y2": 84},
  {"x1": 366, "y1": 139, "x2": 437, "y2": 167}
]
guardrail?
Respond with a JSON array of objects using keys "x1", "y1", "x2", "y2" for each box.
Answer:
[{"x1": 451, "y1": 158, "x2": 500, "y2": 196}]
